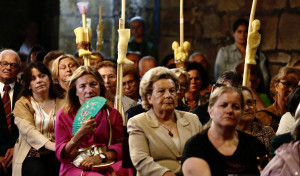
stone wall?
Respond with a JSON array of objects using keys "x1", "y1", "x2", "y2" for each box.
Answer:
[{"x1": 58, "y1": 0, "x2": 300, "y2": 79}]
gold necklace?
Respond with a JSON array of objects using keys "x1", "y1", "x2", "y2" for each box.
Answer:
[{"x1": 161, "y1": 123, "x2": 174, "y2": 137}]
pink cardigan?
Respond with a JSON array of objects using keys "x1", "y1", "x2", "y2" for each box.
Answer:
[{"x1": 55, "y1": 107, "x2": 124, "y2": 176}]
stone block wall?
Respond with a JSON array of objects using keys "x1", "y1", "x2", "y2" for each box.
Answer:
[{"x1": 59, "y1": 0, "x2": 300, "y2": 80}]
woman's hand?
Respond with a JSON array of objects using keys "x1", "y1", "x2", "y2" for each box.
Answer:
[
  {"x1": 77, "y1": 116, "x2": 97, "y2": 137},
  {"x1": 79, "y1": 155, "x2": 101, "y2": 170},
  {"x1": 163, "y1": 171, "x2": 176, "y2": 176}
]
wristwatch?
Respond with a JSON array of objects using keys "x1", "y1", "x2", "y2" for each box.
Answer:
[{"x1": 99, "y1": 153, "x2": 108, "y2": 163}]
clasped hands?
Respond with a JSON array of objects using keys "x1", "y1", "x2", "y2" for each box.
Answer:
[{"x1": 0, "y1": 147, "x2": 13, "y2": 174}]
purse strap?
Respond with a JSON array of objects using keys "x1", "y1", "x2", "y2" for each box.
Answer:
[{"x1": 106, "y1": 108, "x2": 112, "y2": 147}]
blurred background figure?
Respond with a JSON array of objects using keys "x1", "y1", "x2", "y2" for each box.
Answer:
[
  {"x1": 184, "y1": 62, "x2": 209, "y2": 111},
  {"x1": 90, "y1": 51, "x2": 104, "y2": 69},
  {"x1": 43, "y1": 50, "x2": 65, "y2": 71},
  {"x1": 123, "y1": 65, "x2": 140, "y2": 102},
  {"x1": 138, "y1": 56, "x2": 157, "y2": 78},
  {"x1": 126, "y1": 51, "x2": 141, "y2": 70},
  {"x1": 19, "y1": 21, "x2": 39, "y2": 55},
  {"x1": 161, "y1": 54, "x2": 175, "y2": 68},
  {"x1": 214, "y1": 18, "x2": 269, "y2": 89},
  {"x1": 128, "y1": 16, "x2": 156, "y2": 58},
  {"x1": 256, "y1": 66, "x2": 300, "y2": 132}
]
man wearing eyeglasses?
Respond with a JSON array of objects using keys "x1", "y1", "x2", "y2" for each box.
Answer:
[{"x1": 0, "y1": 49, "x2": 22, "y2": 176}]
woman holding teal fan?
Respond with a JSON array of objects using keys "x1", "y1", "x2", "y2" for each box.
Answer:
[{"x1": 55, "y1": 66, "x2": 131, "y2": 176}]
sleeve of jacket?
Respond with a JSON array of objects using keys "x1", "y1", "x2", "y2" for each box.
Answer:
[{"x1": 127, "y1": 117, "x2": 170, "y2": 176}]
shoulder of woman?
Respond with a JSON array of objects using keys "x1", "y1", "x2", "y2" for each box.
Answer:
[{"x1": 13, "y1": 96, "x2": 34, "y2": 116}]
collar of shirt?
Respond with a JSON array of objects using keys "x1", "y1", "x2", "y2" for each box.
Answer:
[{"x1": 0, "y1": 82, "x2": 16, "y2": 94}]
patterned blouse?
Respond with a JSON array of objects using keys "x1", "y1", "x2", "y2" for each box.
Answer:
[{"x1": 251, "y1": 121, "x2": 275, "y2": 152}]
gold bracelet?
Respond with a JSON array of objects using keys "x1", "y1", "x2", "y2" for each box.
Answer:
[{"x1": 70, "y1": 138, "x2": 80, "y2": 147}]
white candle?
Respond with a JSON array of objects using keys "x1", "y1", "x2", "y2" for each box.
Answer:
[{"x1": 122, "y1": 0, "x2": 125, "y2": 20}]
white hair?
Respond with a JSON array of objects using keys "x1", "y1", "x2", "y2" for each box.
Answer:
[{"x1": 0, "y1": 49, "x2": 21, "y2": 65}]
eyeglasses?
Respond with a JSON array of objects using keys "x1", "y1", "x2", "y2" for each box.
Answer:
[
  {"x1": 0, "y1": 61, "x2": 19, "y2": 69},
  {"x1": 280, "y1": 81, "x2": 297, "y2": 88},
  {"x1": 245, "y1": 99, "x2": 256, "y2": 109},
  {"x1": 179, "y1": 83, "x2": 187, "y2": 91}
]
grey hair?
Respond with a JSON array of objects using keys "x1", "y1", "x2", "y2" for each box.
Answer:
[
  {"x1": 138, "y1": 56, "x2": 157, "y2": 71},
  {"x1": 188, "y1": 52, "x2": 206, "y2": 62},
  {"x1": 0, "y1": 49, "x2": 21, "y2": 65},
  {"x1": 140, "y1": 67, "x2": 179, "y2": 110}
]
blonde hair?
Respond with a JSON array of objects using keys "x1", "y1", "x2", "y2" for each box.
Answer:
[
  {"x1": 64, "y1": 66, "x2": 106, "y2": 114},
  {"x1": 51, "y1": 54, "x2": 80, "y2": 82},
  {"x1": 139, "y1": 67, "x2": 179, "y2": 110}
]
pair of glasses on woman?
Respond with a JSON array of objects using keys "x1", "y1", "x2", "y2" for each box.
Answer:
[{"x1": 211, "y1": 83, "x2": 256, "y2": 109}]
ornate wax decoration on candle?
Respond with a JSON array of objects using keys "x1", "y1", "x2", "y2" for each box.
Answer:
[
  {"x1": 115, "y1": 0, "x2": 134, "y2": 126},
  {"x1": 171, "y1": 0, "x2": 191, "y2": 71},
  {"x1": 96, "y1": 6, "x2": 104, "y2": 52},
  {"x1": 242, "y1": 0, "x2": 260, "y2": 87},
  {"x1": 74, "y1": 2, "x2": 97, "y2": 66}
]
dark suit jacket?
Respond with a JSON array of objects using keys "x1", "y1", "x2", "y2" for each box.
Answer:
[{"x1": 0, "y1": 82, "x2": 22, "y2": 156}]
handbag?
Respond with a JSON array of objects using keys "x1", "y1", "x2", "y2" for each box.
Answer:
[{"x1": 72, "y1": 108, "x2": 115, "y2": 173}]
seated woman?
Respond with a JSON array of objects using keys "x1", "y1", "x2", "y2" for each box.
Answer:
[
  {"x1": 261, "y1": 103, "x2": 300, "y2": 175},
  {"x1": 184, "y1": 62, "x2": 210, "y2": 111},
  {"x1": 182, "y1": 86, "x2": 268, "y2": 176},
  {"x1": 256, "y1": 66, "x2": 300, "y2": 132},
  {"x1": 123, "y1": 65, "x2": 140, "y2": 102},
  {"x1": 237, "y1": 86, "x2": 275, "y2": 151},
  {"x1": 51, "y1": 54, "x2": 80, "y2": 97},
  {"x1": 12, "y1": 62, "x2": 64, "y2": 176},
  {"x1": 170, "y1": 68, "x2": 190, "y2": 111},
  {"x1": 55, "y1": 66, "x2": 130, "y2": 176},
  {"x1": 127, "y1": 67, "x2": 202, "y2": 176}
]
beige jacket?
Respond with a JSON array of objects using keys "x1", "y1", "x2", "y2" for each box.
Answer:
[
  {"x1": 127, "y1": 109, "x2": 202, "y2": 176},
  {"x1": 12, "y1": 96, "x2": 64, "y2": 176}
]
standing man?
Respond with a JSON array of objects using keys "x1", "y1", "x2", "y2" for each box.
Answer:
[
  {"x1": 0, "y1": 49, "x2": 21, "y2": 176},
  {"x1": 128, "y1": 16, "x2": 157, "y2": 58}
]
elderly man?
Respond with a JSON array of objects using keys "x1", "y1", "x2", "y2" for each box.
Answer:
[
  {"x1": 138, "y1": 56, "x2": 157, "y2": 77},
  {"x1": 0, "y1": 49, "x2": 21, "y2": 176}
]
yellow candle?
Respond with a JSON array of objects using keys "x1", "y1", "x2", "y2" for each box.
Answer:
[
  {"x1": 122, "y1": 0, "x2": 125, "y2": 20},
  {"x1": 99, "y1": 6, "x2": 103, "y2": 23},
  {"x1": 180, "y1": 0, "x2": 184, "y2": 46}
]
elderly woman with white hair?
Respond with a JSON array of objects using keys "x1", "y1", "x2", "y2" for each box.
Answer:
[{"x1": 127, "y1": 67, "x2": 202, "y2": 176}]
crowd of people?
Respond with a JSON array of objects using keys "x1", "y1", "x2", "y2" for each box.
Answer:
[{"x1": 0, "y1": 17, "x2": 300, "y2": 176}]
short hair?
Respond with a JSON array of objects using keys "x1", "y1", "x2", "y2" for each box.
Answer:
[
  {"x1": 97, "y1": 60, "x2": 117, "y2": 71},
  {"x1": 208, "y1": 86, "x2": 244, "y2": 110},
  {"x1": 19, "y1": 62, "x2": 57, "y2": 98},
  {"x1": 233, "y1": 19, "x2": 248, "y2": 32},
  {"x1": 43, "y1": 50, "x2": 65, "y2": 68},
  {"x1": 287, "y1": 85, "x2": 300, "y2": 116},
  {"x1": 188, "y1": 52, "x2": 206, "y2": 62},
  {"x1": 64, "y1": 66, "x2": 106, "y2": 114},
  {"x1": 216, "y1": 71, "x2": 243, "y2": 86},
  {"x1": 186, "y1": 62, "x2": 209, "y2": 90},
  {"x1": 170, "y1": 68, "x2": 190, "y2": 91},
  {"x1": 140, "y1": 67, "x2": 179, "y2": 110},
  {"x1": 0, "y1": 49, "x2": 21, "y2": 65},
  {"x1": 92, "y1": 51, "x2": 105, "y2": 60},
  {"x1": 272, "y1": 66, "x2": 300, "y2": 84},
  {"x1": 123, "y1": 64, "x2": 139, "y2": 81},
  {"x1": 161, "y1": 54, "x2": 174, "y2": 67},
  {"x1": 138, "y1": 56, "x2": 157, "y2": 71},
  {"x1": 51, "y1": 54, "x2": 80, "y2": 82}
]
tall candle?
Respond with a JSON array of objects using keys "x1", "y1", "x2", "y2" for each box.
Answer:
[
  {"x1": 180, "y1": 0, "x2": 184, "y2": 46},
  {"x1": 122, "y1": 0, "x2": 125, "y2": 20},
  {"x1": 99, "y1": 6, "x2": 103, "y2": 23}
]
